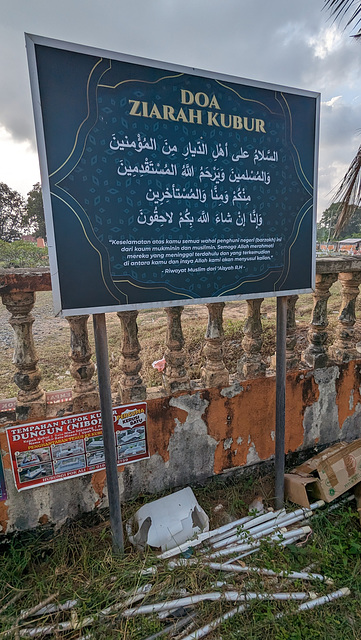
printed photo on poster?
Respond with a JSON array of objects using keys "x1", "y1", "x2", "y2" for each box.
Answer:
[
  {"x1": 115, "y1": 405, "x2": 148, "y2": 464},
  {"x1": 6, "y1": 403, "x2": 148, "y2": 491}
]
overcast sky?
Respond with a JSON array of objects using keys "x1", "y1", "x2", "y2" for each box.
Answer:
[{"x1": 1, "y1": 0, "x2": 360, "y2": 218}]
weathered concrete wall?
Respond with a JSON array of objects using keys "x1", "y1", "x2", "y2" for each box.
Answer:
[{"x1": 1, "y1": 361, "x2": 361, "y2": 533}]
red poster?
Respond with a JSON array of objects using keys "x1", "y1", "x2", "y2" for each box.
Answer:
[{"x1": 6, "y1": 403, "x2": 148, "y2": 491}]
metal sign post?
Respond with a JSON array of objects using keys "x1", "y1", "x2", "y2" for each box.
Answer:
[
  {"x1": 93, "y1": 314, "x2": 124, "y2": 553},
  {"x1": 275, "y1": 296, "x2": 287, "y2": 509}
]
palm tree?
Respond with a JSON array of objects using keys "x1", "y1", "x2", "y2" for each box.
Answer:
[{"x1": 324, "y1": 1, "x2": 361, "y2": 234}]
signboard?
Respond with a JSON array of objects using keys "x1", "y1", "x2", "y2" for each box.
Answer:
[
  {"x1": 46, "y1": 389, "x2": 72, "y2": 405},
  {"x1": 0, "y1": 398, "x2": 16, "y2": 413},
  {"x1": 0, "y1": 455, "x2": 6, "y2": 501},
  {"x1": 27, "y1": 35, "x2": 319, "y2": 316},
  {"x1": 6, "y1": 403, "x2": 148, "y2": 491}
]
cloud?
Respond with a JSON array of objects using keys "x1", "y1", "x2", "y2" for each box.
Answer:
[
  {"x1": 0, "y1": 0, "x2": 359, "y2": 209},
  {"x1": 308, "y1": 24, "x2": 343, "y2": 59},
  {"x1": 324, "y1": 96, "x2": 342, "y2": 107},
  {"x1": 0, "y1": 126, "x2": 39, "y2": 195},
  {"x1": 321, "y1": 97, "x2": 361, "y2": 154},
  {"x1": 0, "y1": 0, "x2": 328, "y2": 146}
]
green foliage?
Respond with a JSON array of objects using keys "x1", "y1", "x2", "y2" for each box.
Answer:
[
  {"x1": 0, "y1": 182, "x2": 46, "y2": 243},
  {"x1": 224, "y1": 317, "x2": 244, "y2": 339},
  {"x1": 317, "y1": 202, "x2": 361, "y2": 241},
  {"x1": 0, "y1": 182, "x2": 27, "y2": 242},
  {"x1": 0, "y1": 239, "x2": 48, "y2": 268},
  {"x1": 24, "y1": 182, "x2": 46, "y2": 240}
]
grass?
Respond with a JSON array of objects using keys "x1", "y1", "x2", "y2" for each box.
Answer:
[
  {"x1": 0, "y1": 473, "x2": 360, "y2": 639},
  {"x1": 1, "y1": 280, "x2": 356, "y2": 402}
]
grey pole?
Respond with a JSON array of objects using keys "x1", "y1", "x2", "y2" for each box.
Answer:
[
  {"x1": 275, "y1": 296, "x2": 287, "y2": 510},
  {"x1": 93, "y1": 313, "x2": 124, "y2": 554}
]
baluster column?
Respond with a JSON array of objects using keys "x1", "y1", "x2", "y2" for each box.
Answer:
[
  {"x1": 237, "y1": 298, "x2": 266, "y2": 379},
  {"x1": 201, "y1": 303, "x2": 229, "y2": 388},
  {"x1": 163, "y1": 306, "x2": 190, "y2": 393},
  {"x1": 329, "y1": 271, "x2": 361, "y2": 362},
  {"x1": 1, "y1": 291, "x2": 46, "y2": 420},
  {"x1": 66, "y1": 315, "x2": 98, "y2": 412},
  {"x1": 302, "y1": 273, "x2": 337, "y2": 368},
  {"x1": 117, "y1": 310, "x2": 146, "y2": 403}
]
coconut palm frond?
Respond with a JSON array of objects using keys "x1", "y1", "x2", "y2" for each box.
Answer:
[
  {"x1": 348, "y1": 3, "x2": 361, "y2": 24},
  {"x1": 334, "y1": 144, "x2": 361, "y2": 235},
  {"x1": 325, "y1": 0, "x2": 358, "y2": 21},
  {"x1": 324, "y1": 0, "x2": 361, "y2": 35},
  {"x1": 347, "y1": 3, "x2": 361, "y2": 35}
]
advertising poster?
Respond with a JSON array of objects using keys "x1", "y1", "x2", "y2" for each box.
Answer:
[
  {"x1": 0, "y1": 454, "x2": 7, "y2": 501},
  {"x1": 27, "y1": 35, "x2": 319, "y2": 316},
  {"x1": 6, "y1": 403, "x2": 148, "y2": 491}
]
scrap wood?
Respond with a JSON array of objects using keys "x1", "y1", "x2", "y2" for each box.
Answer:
[
  {"x1": 207, "y1": 525, "x2": 312, "y2": 559},
  {"x1": 157, "y1": 511, "x2": 278, "y2": 560},
  {"x1": 275, "y1": 587, "x2": 351, "y2": 618},
  {"x1": 157, "y1": 501, "x2": 325, "y2": 561},
  {"x1": 156, "y1": 593, "x2": 190, "y2": 620},
  {"x1": 164, "y1": 558, "x2": 332, "y2": 583},
  {"x1": 178, "y1": 603, "x2": 249, "y2": 640},
  {"x1": 135, "y1": 592, "x2": 322, "y2": 640},
  {"x1": 149, "y1": 524, "x2": 312, "y2": 574},
  {"x1": 100, "y1": 583, "x2": 153, "y2": 616},
  {"x1": 221, "y1": 528, "x2": 312, "y2": 564},
  {"x1": 26, "y1": 599, "x2": 78, "y2": 617},
  {"x1": 178, "y1": 588, "x2": 351, "y2": 640},
  {"x1": 13, "y1": 616, "x2": 94, "y2": 638},
  {"x1": 10, "y1": 587, "x2": 350, "y2": 640},
  {"x1": 19, "y1": 593, "x2": 60, "y2": 622},
  {"x1": 1, "y1": 584, "x2": 153, "y2": 638},
  {"x1": 178, "y1": 559, "x2": 333, "y2": 584},
  {"x1": 122, "y1": 590, "x2": 310, "y2": 618},
  {"x1": 0, "y1": 591, "x2": 25, "y2": 616},
  {"x1": 143, "y1": 613, "x2": 197, "y2": 640},
  {"x1": 3, "y1": 500, "x2": 351, "y2": 639},
  {"x1": 209, "y1": 508, "x2": 312, "y2": 551},
  {"x1": 2, "y1": 593, "x2": 60, "y2": 639}
]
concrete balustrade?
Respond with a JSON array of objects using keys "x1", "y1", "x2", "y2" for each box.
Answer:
[
  {"x1": 0, "y1": 259, "x2": 361, "y2": 533},
  {"x1": 1, "y1": 259, "x2": 361, "y2": 417}
]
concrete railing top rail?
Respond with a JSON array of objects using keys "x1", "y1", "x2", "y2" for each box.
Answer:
[
  {"x1": 0, "y1": 267, "x2": 51, "y2": 293},
  {"x1": 2, "y1": 256, "x2": 361, "y2": 292},
  {"x1": 316, "y1": 256, "x2": 361, "y2": 274}
]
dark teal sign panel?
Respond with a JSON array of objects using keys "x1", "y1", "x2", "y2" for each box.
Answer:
[{"x1": 27, "y1": 37, "x2": 319, "y2": 315}]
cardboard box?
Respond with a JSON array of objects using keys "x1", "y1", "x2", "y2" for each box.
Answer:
[{"x1": 285, "y1": 439, "x2": 361, "y2": 508}]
